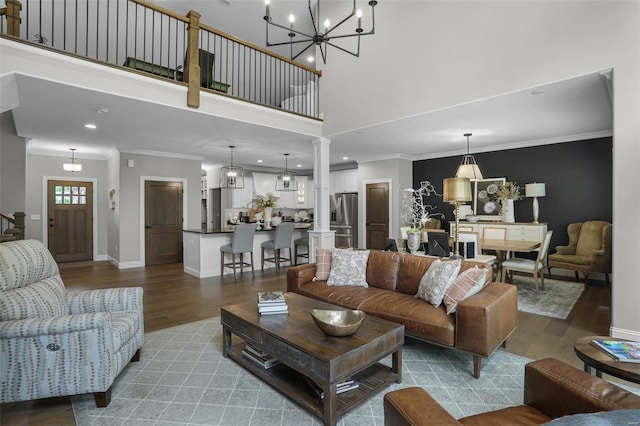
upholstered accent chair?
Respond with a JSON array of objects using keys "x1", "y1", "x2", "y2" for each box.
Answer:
[
  {"x1": 0, "y1": 239, "x2": 144, "y2": 407},
  {"x1": 548, "y1": 221, "x2": 612, "y2": 284}
]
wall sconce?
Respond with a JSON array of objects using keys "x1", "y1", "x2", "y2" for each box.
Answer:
[{"x1": 109, "y1": 189, "x2": 116, "y2": 210}]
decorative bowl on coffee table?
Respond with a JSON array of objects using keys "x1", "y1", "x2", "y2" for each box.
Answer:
[{"x1": 310, "y1": 309, "x2": 366, "y2": 337}]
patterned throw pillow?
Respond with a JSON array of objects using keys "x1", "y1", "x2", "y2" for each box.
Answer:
[
  {"x1": 443, "y1": 266, "x2": 489, "y2": 315},
  {"x1": 327, "y1": 249, "x2": 370, "y2": 287},
  {"x1": 415, "y1": 258, "x2": 462, "y2": 308},
  {"x1": 313, "y1": 248, "x2": 332, "y2": 281}
]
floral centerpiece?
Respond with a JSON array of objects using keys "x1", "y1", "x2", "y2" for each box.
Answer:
[
  {"x1": 497, "y1": 181, "x2": 521, "y2": 223},
  {"x1": 253, "y1": 192, "x2": 277, "y2": 208}
]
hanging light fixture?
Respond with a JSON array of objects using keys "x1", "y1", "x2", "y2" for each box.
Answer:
[
  {"x1": 455, "y1": 133, "x2": 483, "y2": 181},
  {"x1": 219, "y1": 145, "x2": 245, "y2": 189},
  {"x1": 63, "y1": 148, "x2": 82, "y2": 172},
  {"x1": 264, "y1": 0, "x2": 377, "y2": 64},
  {"x1": 276, "y1": 153, "x2": 298, "y2": 192}
]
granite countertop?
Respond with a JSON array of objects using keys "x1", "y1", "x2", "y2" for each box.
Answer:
[{"x1": 184, "y1": 223, "x2": 312, "y2": 234}]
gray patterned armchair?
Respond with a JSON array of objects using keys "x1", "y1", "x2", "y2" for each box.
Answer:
[{"x1": 0, "y1": 239, "x2": 144, "y2": 407}]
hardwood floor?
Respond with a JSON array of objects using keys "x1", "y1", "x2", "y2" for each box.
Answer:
[{"x1": 0, "y1": 261, "x2": 623, "y2": 425}]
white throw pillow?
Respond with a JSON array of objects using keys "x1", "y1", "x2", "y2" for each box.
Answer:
[
  {"x1": 326, "y1": 249, "x2": 370, "y2": 287},
  {"x1": 415, "y1": 258, "x2": 462, "y2": 308}
]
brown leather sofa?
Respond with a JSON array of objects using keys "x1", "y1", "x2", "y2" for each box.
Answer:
[
  {"x1": 287, "y1": 250, "x2": 518, "y2": 378},
  {"x1": 383, "y1": 358, "x2": 640, "y2": 425}
]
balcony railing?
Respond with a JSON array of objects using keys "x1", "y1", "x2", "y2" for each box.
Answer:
[{"x1": 0, "y1": 0, "x2": 322, "y2": 119}]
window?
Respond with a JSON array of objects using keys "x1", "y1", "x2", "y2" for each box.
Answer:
[{"x1": 54, "y1": 185, "x2": 87, "y2": 205}]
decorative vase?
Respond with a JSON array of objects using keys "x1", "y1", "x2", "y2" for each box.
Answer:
[
  {"x1": 407, "y1": 232, "x2": 420, "y2": 254},
  {"x1": 264, "y1": 207, "x2": 273, "y2": 227},
  {"x1": 502, "y1": 199, "x2": 515, "y2": 223}
]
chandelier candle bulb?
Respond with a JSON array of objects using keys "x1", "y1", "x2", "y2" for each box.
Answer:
[
  {"x1": 357, "y1": 9, "x2": 362, "y2": 29},
  {"x1": 289, "y1": 14, "x2": 294, "y2": 29}
]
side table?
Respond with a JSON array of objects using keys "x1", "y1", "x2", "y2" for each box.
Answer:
[{"x1": 574, "y1": 336, "x2": 640, "y2": 384}]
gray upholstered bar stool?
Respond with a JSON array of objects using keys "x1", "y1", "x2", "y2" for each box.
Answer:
[
  {"x1": 294, "y1": 236, "x2": 309, "y2": 265},
  {"x1": 261, "y1": 223, "x2": 295, "y2": 272},
  {"x1": 220, "y1": 224, "x2": 256, "y2": 279}
]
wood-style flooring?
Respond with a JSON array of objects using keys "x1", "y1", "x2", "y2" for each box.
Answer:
[{"x1": 0, "y1": 261, "x2": 617, "y2": 425}]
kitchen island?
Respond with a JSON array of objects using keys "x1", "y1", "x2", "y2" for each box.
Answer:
[{"x1": 183, "y1": 223, "x2": 311, "y2": 278}]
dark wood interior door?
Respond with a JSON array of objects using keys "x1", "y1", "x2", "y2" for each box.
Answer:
[
  {"x1": 47, "y1": 180, "x2": 93, "y2": 262},
  {"x1": 145, "y1": 181, "x2": 184, "y2": 265},
  {"x1": 366, "y1": 182, "x2": 389, "y2": 250}
]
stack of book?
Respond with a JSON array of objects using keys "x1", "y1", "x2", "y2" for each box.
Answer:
[
  {"x1": 241, "y1": 344, "x2": 281, "y2": 369},
  {"x1": 257, "y1": 291, "x2": 288, "y2": 315},
  {"x1": 303, "y1": 376, "x2": 359, "y2": 399}
]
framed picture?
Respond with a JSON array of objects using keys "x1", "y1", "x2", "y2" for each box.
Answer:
[{"x1": 473, "y1": 178, "x2": 505, "y2": 221}]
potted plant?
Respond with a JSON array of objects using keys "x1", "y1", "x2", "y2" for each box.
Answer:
[
  {"x1": 401, "y1": 181, "x2": 444, "y2": 253},
  {"x1": 497, "y1": 182, "x2": 522, "y2": 223},
  {"x1": 253, "y1": 192, "x2": 277, "y2": 227}
]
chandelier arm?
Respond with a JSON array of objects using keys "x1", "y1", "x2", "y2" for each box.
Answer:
[
  {"x1": 267, "y1": 38, "x2": 318, "y2": 48},
  {"x1": 324, "y1": 10, "x2": 356, "y2": 37},
  {"x1": 291, "y1": 42, "x2": 317, "y2": 61},
  {"x1": 266, "y1": 19, "x2": 315, "y2": 40},
  {"x1": 325, "y1": 40, "x2": 360, "y2": 57},
  {"x1": 308, "y1": 0, "x2": 320, "y2": 37},
  {"x1": 326, "y1": 28, "x2": 374, "y2": 41}
]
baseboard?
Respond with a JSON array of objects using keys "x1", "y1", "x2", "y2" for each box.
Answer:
[
  {"x1": 610, "y1": 327, "x2": 640, "y2": 341},
  {"x1": 93, "y1": 254, "x2": 108, "y2": 261},
  {"x1": 108, "y1": 257, "x2": 145, "y2": 269},
  {"x1": 184, "y1": 266, "x2": 202, "y2": 278}
]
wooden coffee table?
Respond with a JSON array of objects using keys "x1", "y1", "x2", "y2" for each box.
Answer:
[
  {"x1": 221, "y1": 292, "x2": 404, "y2": 426},
  {"x1": 574, "y1": 336, "x2": 640, "y2": 384}
]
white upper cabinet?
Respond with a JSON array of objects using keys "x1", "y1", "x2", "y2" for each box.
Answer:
[
  {"x1": 331, "y1": 169, "x2": 358, "y2": 194},
  {"x1": 252, "y1": 173, "x2": 277, "y2": 198}
]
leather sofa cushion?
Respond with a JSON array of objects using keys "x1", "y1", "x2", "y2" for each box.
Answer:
[
  {"x1": 359, "y1": 292, "x2": 455, "y2": 346},
  {"x1": 366, "y1": 250, "x2": 400, "y2": 291},
  {"x1": 297, "y1": 281, "x2": 382, "y2": 310},
  {"x1": 459, "y1": 406, "x2": 551, "y2": 425},
  {"x1": 396, "y1": 254, "x2": 434, "y2": 295}
]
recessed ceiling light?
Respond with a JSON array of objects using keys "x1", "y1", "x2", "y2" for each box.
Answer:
[
  {"x1": 84, "y1": 124, "x2": 97, "y2": 129},
  {"x1": 342, "y1": 156, "x2": 349, "y2": 160},
  {"x1": 296, "y1": 164, "x2": 302, "y2": 168},
  {"x1": 307, "y1": 55, "x2": 315, "y2": 62},
  {"x1": 257, "y1": 159, "x2": 263, "y2": 163},
  {"x1": 530, "y1": 90, "x2": 544, "y2": 95},
  {"x1": 95, "y1": 107, "x2": 109, "y2": 114}
]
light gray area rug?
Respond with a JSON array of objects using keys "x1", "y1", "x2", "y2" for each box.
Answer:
[
  {"x1": 511, "y1": 276, "x2": 585, "y2": 320},
  {"x1": 72, "y1": 317, "x2": 530, "y2": 426}
]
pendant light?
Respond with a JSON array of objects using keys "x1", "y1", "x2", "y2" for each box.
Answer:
[
  {"x1": 219, "y1": 145, "x2": 244, "y2": 189},
  {"x1": 455, "y1": 133, "x2": 483, "y2": 181},
  {"x1": 63, "y1": 148, "x2": 82, "y2": 172},
  {"x1": 275, "y1": 153, "x2": 297, "y2": 192}
]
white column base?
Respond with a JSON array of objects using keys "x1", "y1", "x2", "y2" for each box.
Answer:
[{"x1": 308, "y1": 230, "x2": 335, "y2": 263}]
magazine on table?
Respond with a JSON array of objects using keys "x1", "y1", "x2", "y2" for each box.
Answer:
[
  {"x1": 303, "y1": 376, "x2": 359, "y2": 399},
  {"x1": 241, "y1": 345, "x2": 280, "y2": 369},
  {"x1": 591, "y1": 339, "x2": 640, "y2": 363}
]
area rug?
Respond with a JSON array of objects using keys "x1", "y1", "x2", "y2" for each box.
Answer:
[
  {"x1": 511, "y1": 276, "x2": 585, "y2": 320},
  {"x1": 71, "y1": 317, "x2": 531, "y2": 426}
]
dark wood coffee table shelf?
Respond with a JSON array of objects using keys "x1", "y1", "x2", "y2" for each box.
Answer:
[
  {"x1": 221, "y1": 292, "x2": 404, "y2": 426},
  {"x1": 574, "y1": 336, "x2": 640, "y2": 384}
]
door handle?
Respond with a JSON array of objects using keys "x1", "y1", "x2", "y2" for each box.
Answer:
[{"x1": 146, "y1": 225, "x2": 152, "y2": 229}]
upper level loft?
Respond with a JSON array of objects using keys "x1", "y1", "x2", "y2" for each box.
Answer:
[{"x1": 0, "y1": 0, "x2": 322, "y2": 121}]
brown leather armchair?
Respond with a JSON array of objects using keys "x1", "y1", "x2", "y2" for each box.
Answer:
[
  {"x1": 548, "y1": 220, "x2": 612, "y2": 284},
  {"x1": 383, "y1": 358, "x2": 640, "y2": 425}
]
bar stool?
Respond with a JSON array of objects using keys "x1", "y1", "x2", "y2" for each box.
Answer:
[
  {"x1": 294, "y1": 236, "x2": 309, "y2": 265},
  {"x1": 261, "y1": 223, "x2": 295, "y2": 272},
  {"x1": 220, "y1": 224, "x2": 256, "y2": 279}
]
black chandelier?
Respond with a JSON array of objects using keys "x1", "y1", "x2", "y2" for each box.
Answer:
[{"x1": 264, "y1": 0, "x2": 377, "y2": 64}]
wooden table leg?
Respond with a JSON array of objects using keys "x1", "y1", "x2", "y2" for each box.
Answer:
[
  {"x1": 322, "y1": 382, "x2": 338, "y2": 426},
  {"x1": 393, "y1": 349, "x2": 403, "y2": 383},
  {"x1": 222, "y1": 325, "x2": 231, "y2": 358}
]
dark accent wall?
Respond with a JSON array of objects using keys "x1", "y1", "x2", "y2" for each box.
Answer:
[{"x1": 413, "y1": 137, "x2": 612, "y2": 254}]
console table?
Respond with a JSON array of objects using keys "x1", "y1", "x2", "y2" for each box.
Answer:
[{"x1": 451, "y1": 222, "x2": 548, "y2": 244}]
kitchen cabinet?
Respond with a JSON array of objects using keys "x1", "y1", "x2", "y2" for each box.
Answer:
[
  {"x1": 297, "y1": 176, "x2": 314, "y2": 208},
  {"x1": 331, "y1": 169, "x2": 358, "y2": 194},
  {"x1": 252, "y1": 173, "x2": 277, "y2": 198},
  {"x1": 225, "y1": 178, "x2": 254, "y2": 208}
]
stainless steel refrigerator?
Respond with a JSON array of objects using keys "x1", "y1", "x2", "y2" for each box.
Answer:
[{"x1": 331, "y1": 193, "x2": 358, "y2": 248}]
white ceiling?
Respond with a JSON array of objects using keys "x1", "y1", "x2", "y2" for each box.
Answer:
[{"x1": 8, "y1": 0, "x2": 613, "y2": 172}]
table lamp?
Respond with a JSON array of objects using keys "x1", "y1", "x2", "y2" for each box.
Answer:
[
  {"x1": 443, "y1": 177, "x2": 472, "y2": 259},
  {"x1": 525, "y1": 182, "x2": 546, "y2": 223}
]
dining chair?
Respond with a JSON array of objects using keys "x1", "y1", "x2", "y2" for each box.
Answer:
[
  {"x1": 220, "y1": 224, "x2": 256, "y2": 279},
  {"x1": 294, "y1": 236, "x2": 309, "y2": 265},
  {"x1": 261, "y1": 223, "x2": 295, "y2": 272},
  {"x1": 500, "y1": 231, "x2": 554, "y2": 292}
]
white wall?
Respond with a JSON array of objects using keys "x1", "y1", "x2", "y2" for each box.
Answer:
[
  {"x1": 117, "y1": 152, "x2": 201, "y2": 265},
  {"x1": 0, "y1": 112, "x2": 26, "y2": 215},
  {"x1": 320, "y1": 1, "x2": 640, "y2": 338}
]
